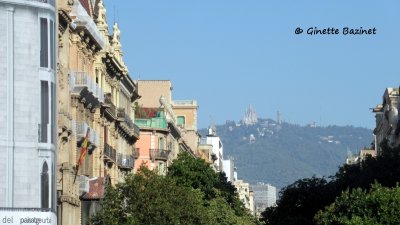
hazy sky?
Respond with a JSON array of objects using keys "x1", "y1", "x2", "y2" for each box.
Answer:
[{"x1": 103, "y1": 0, "x2": 400, "y2": 129}]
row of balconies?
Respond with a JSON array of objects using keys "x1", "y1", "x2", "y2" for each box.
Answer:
[{"x1": 69, "y1": 71, "x2": 140, "y2": 138}]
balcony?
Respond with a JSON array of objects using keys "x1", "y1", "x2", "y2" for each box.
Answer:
[
  {"x1": 117, "y1": 108, "x2": 140, "y2": 139},
  {"x1": 70, "y1": 0, "x2": 105, "y2": 48},
  {"x1": 135, "y1": 117, "x2": 168, "y2": 131},
  {"x1": 70, "y1": 71, "x2": 104, "y2": 105},
  {"x1": 117, "y1": 154, "x2": 135, "y2": 170},
  {"x1": 104, "y1": 143, "x2": 116, "y2": 163},
  {"x1": 103, "y1": 93, "x2": 117, "y2": 120},
  {"x1": 75, "y1": 121, "x2": 99, "y2": 148},
  {"x1": 150, "y1": 149, "x2": 170, "y2": 162}
]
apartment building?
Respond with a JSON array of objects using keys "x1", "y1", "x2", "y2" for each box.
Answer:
[
  {"x1": 58, "y1": 0, "x2": 140, "y2": 224},
  {"x1": 134, "y1": 80, "x2": 196, "y2": 175}
]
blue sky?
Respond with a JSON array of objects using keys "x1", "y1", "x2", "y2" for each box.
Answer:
[{"x1": 104, "y1": 0, "x2": 400, "y2": 129}]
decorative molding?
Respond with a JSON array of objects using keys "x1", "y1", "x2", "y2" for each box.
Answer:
[{"x1": 59, "y1": 195, "x2": 80, "y2": 206}]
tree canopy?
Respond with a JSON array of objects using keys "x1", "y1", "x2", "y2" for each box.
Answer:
[
  {"x1": 261, "y1": 140, "x2": 400, "y2": 225},
  {"x1": 315, "y1": 183, "x2": 400, "y2": 225},
  {"x1": 91, "y1": 152, "x2": 259, "y2": 225}
]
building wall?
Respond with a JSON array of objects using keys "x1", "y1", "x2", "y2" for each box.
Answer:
[
  {"x1": 172, "y1": 104, "x2": 197, "y2": 131},
  {"x1": 373, "y1": 88, "x2": 399, "y2": 155},
  {"x1": 172, "y1": 101, "x2": 199, "y2": 153},
  {"x1": 134, "y1": 132, "x2": 154, "y2": 171},
  {"x1": 57, "y1": 1, "x2": 140, "y2": 224},
  {"x1": 223, "y1": 159, "x2": 235, "y2": 182},
  {"x1": 234, "y1": 180, "x2": 254, "y2": 214},
  {"x1": 206, "y1": 135, "x2": 224, "y2": 171},
  {"x1": 0, "y1": 0, "x2": 57, "y2": 222},
  {"x1": 252, "y1": 183, "x2": 277, "y2": 216},
  {"x1": 134, "y1": 129, "x2": 172, "y2": 175},
  {"x1": 137, "y1": 80, "x2": 172, "y2": 108}
]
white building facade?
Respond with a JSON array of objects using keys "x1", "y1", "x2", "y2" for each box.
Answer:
[
  {"x1": 0, "y1": 0, "x2": 57, "y2": 224},
  {"x1": 252, "y1": 183, "x2": 277, "y2": 216},
  {"x1": 223, "y1": 158, "x2": 235, "y2": 182},
  {"x1": 205, "y1": 126, "x2": 224, "y2": 172}
]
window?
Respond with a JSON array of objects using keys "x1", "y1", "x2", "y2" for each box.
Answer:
[
  {"x1": 40, "y1": 18, "x2": 48, "y2": 68},
  {"x1": 40, "y1": 81, "x2": 49, "y2": 143},
  {"x1": 158, "y1": 162, "x2": 166, "y2": 176},
  {"x1": 39, "y1": 81, "x2": 55, "y2": 144},
  {"x1": 50, "y1": 20, "x2": 55, "y2": 69},
  {"x1": 177, "y1": 116, "x2": 185, "y2": 127},
  {"x1": 158, "y1": 137, "x2": 165, "y2": 150},
  {"x1": 40, "y1": 18, "x2": 55, "y2": 69},
  {"x1": 51, "y1": 83, "x2": 55, "y2": 144},
  {"x1": 41, "y1": 162, "x2": 49, "y2": 208}
]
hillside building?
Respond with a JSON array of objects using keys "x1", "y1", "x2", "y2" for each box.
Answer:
[{"x1": 243, "y1": 104, "x2": 258, "y2": 126}]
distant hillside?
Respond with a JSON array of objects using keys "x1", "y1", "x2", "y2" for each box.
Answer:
[{"x1": 199, "y1": 119, "x2": 373, "y2": 190}]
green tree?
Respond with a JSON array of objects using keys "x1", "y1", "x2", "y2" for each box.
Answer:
[
  {"x1": 315, "y1": 183, "x2": 400, "y2": 225},
  {"x1": 261, "y1": 140, "x2": 400, "y2": 225},
  {"x1": 91, "y1": 153, "x2": 260, "y2": 225},
  {"x1": 168, "y1": 152, "x2": 251, "y2": 216},
  {"x1": 91, "y1": 167, "x2": 208, "y2": 225},
  {"x1": 261, "y1": 177, "x2": 334, "y2": 225},
  {"x1": 167, "y1": 151, "x2": 219, "y2": 199}
]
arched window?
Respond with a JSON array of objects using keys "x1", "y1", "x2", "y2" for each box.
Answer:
[{"x1": 41, "y1": 161, "x2": 49, "y2": 208}]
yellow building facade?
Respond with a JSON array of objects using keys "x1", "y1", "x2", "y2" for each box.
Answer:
[{"x1": 57, "y1": 0, "x2": 140, "y2": 224}]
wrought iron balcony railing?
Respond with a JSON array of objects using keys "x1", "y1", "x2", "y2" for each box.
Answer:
[
  {"x1": 117, "y1": 108, "x2": 140, "y2": 137},
  {"x1": 117, "y1": 154, "x2": 135, "y2": 170},
  {"x1": 103, "y1": 93, "x2": 117, "y2": 118},
  {"x1": 104, "y1": 143, "x2": 116, "y2": 163},
  {"x1": 150, "y1": 149, "x2": 170, "y2": 161},
  {"x1": 69, "y1": 71, "x2": 104, "y2": 103}
]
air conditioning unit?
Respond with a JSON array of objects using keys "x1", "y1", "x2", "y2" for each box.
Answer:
[{"x1": 79, "y1": 175, "x2": 90, "y2": 196}]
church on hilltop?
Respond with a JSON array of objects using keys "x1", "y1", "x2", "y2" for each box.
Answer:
[{"x1": 242, "y1": 104, "x2": 258, "y2": 126}]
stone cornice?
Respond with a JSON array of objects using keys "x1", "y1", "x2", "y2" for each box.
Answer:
[{"x1": 59, "y1": 195, "x2": 80, "y2": 206}]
